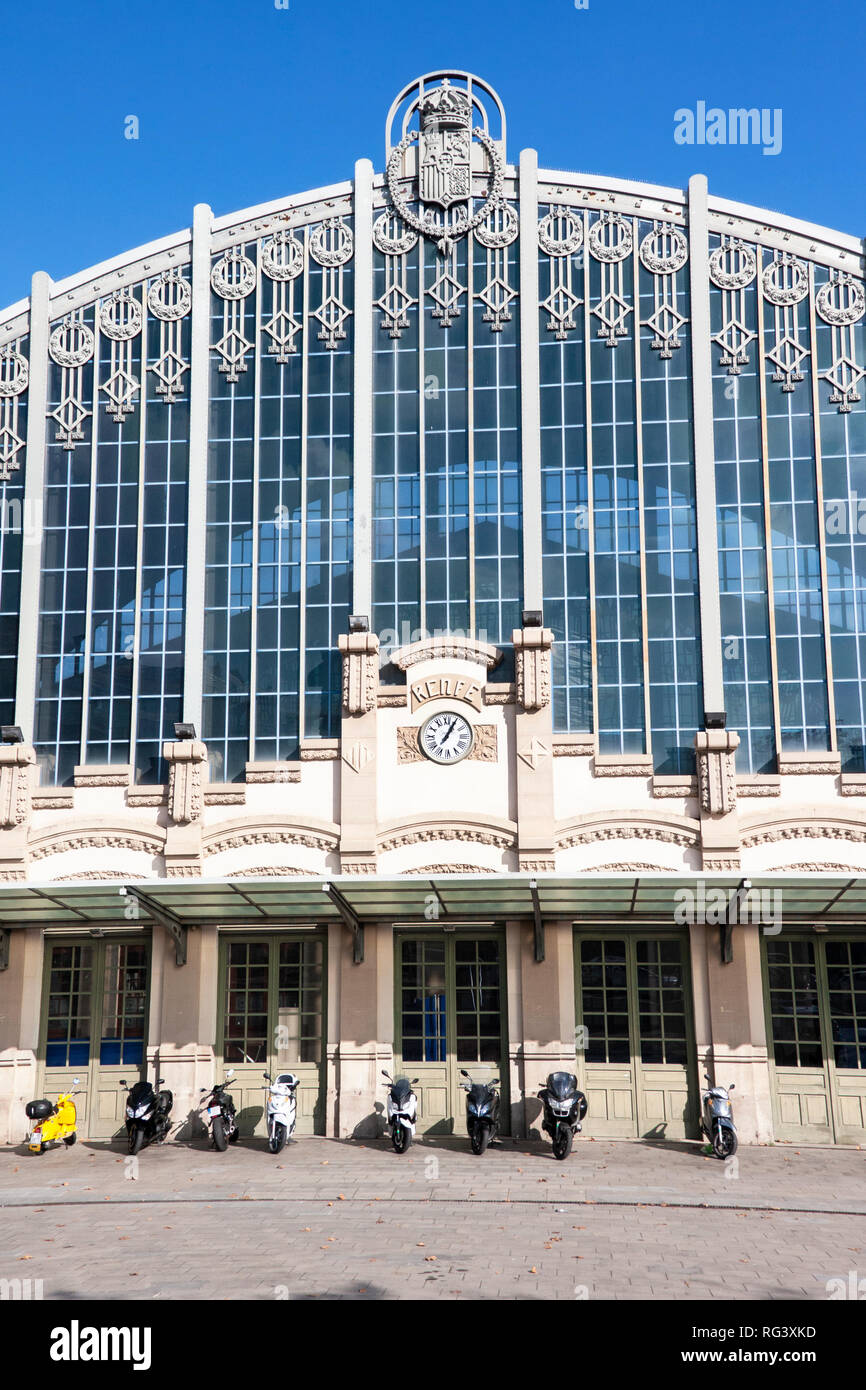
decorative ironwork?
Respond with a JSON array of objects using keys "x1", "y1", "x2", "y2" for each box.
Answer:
[
  {"x1": 373, "y1": 211, "x2": 418, "y2": 339},
  {"x1": 588, "y1": 212, "x2": 633, "y2": 348},
  {"x1": 211, "y1": 248, "x2": 256, "y2": 381},
  {"x1": 309, "y1": 219, "x2": 354, "y2": 350},
  {"x1": 261, "y1": 229, "x2": 305, "y2": 361},
  {"x1": 639, "y1": 222, "x2": 688, "y2": 359},
  {"x1": 762, "y1": 251, "x2": 810, "y2": 394},
  {"x1": 147, "y1": 268, "x2": 190, "y2": 402},
  {"x1": 817, "y1": 271, "x2": 866, "y2": 413},
  {"x1": 48, "y1": 314, "x2": 94, "y2": 447},
  {"x1": 474, "y1": 203, "x2": 518, "y2": 332},
  {"x1": 538, "y1": 209, "x2": 584, "y2": 340},
  {"x1": 428, "y1": 243, "x2": 466, "y2": 328},
  {"x1": 98, "y1": 287, "x2": 142, "y2": 423},
  {"x1": 709, "y1": 238, "x2": 757, "y2": 376},
  {"x1": 0, "y1": 343, "x2": 28, "y2": 479}
]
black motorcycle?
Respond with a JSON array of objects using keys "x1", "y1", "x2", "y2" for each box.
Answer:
[
  {"x1": 120, "y1": 1075, "x2": 173, "y2": 1155},
  {"x1": 201, "y1": 1070, "x2": 239, "y2": 1152},
  {"x1": 460, "y1": 1069, "x2": 500, "y2": 1155},
  {"x1": 538, "y1": 1071, "x2": 587, "y2": 1160}
]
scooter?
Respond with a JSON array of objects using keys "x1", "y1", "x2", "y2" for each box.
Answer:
[
  {"x1": 382, "y1": 1070, "x2": 418, "y2": 1153},
  {"x1": 538, "y1": 1071, "x2": 588, "y2": 1160},
  {"x1": 26, "y1": 1080, "x2": 81, "y2": 1154},
  {"x1": 700, "y1": 1073, "x2": 737, "y2": 1159},
  {"x1": 264, "y1": 1071, "x2": 298, "y2": 1154},
  {"x1": 120, "y1": 1074, "x2": 174, "y2": 1155},
  {"x1": 201, "y1": 1069, "x2": 240, "y2": 1151},
  {"x1": 460, "y1": 1069, "x2": 500, "y2": 1155}
]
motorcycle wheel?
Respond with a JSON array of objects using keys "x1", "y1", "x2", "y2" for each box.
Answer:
[
  {"x1": 392, "y1": 1125, "x2": 411, "y2": 1154},
  {"x1": 269, "y1": 1122, "x2": 287, "y2": 1155},
  {"x1": 63, "y1": 1133, "x2": 77, "y2": 1146},
  {"x1": 552, "y1": 1125, "x2": 573, "y2": 1161},
  {"x1": 128, "y1": 1126, "x2": 145, "y2": 1156},
  {"x1": 713, "y1": 1127, "x2": 737, "y2": 1160},
  {"x1": 471, "y1": 1125, "x2": 490, "y2": 1156},
  {"x1": 212, "y1": 1116, "x2": 228, "y2": 1152}
]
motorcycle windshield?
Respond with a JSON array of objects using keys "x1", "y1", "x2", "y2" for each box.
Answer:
[
  {"x1": 128, "y1": 1082, "x2": 154, "y2": 1107},
  {"x1": 547, "y1": 1072, "x2": 577, "y2": 1101},
  {"x1": 468, "y1": 1084, "x2": 492, "y2": 1105},
  {"x1": 391, "y1": 1078, "x2": 412, "y2": 1104}
]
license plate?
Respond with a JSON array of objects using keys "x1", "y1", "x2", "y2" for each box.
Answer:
[{"x1": 208, "y1": 1106, "x2": 221, "y2": 1117}]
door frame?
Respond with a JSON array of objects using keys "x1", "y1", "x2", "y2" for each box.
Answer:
[
  {"x1": 38, "y1": 930, "x2": 152, "y2": 1141},
  {"x1": 393, "y1": 926, "x2": 510, "y2": 1136},
  {"x1": 216, "y1": 929, "x2": 328, "y2": 1137},
  {"x1": 573, "y1": 926, "x2": 700, "y2": 1140},
  {"x1": 761, "y1": 929, "x2": 866, "y2": 1145}
]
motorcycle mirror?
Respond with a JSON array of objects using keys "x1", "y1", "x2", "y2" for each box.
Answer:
[
  {"x1": 460, "y1": 1069, "x2": 470, "y2": 1077},
  {"x1": 411, "y1": 1078, "x2": 419, "y2": 1085},
  {"x1": 119, "y1": 1080, "x2": 126, "y2": 1087},
  {"x1": 381, "y1": 1070, "x2": 391, "y2": 1079},
  {"x1": 226, "y1": 1068, "x2": 235, "y2": 1077},
  {"x1": 157, "y1": 1078, "x2": 165, "y2": 1085},
  {"x1": 729, "y1": 1083, "x2": 736, "y2": 1091},
  {"x1": 73, "y1": 1077, "x2": 80, "y2": 1084},
  {"x1": 263, "y1": 1073, "x2": 271, "y2": 1080},
  {"x1": 492, "y1": 1079, "x2": 500, "y2": 1086}
]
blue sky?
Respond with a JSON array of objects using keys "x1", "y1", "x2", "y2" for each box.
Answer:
[{"x1": 2, "y1": 0, "x2": 863, "y2": 307}]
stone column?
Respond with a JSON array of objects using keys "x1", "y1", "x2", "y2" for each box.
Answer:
[
  {"x1": 515, "y1": 919, "x2": 576, "y2": 1137},
  {"x1": 0, "y1": 741, "x2": 36, "y2": 880},
  {"x1": 334, "y1": 921, "x2": 390, "y2": 1138},
  {"x1": 162, "y1": 738, "x2": 207, "y2": 877},
  {"x1": 153, "y1": 921, "x2": 218, "y2": 1140},
  {"x1": 694, "y1": 726, "x2": 741, "y2": 871},
  {"x1": 337, "y1": 629, "x2": 379, "y2": 874},
  {"x1": 512, "y1": 624, "x2": 556, "y2": 871},
  {"x1": 0, "y1": 926, "x2": 44, "y2": 1143},
  {"x1": 688, "y1": 919, "x2": 774, "y2": 1144}
]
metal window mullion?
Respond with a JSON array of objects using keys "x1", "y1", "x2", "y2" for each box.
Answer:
[
  {"x1": 632, "y1": 223, "x2": 651, "y2": 756},
  {"x1": 299, "y1": 229, "x2": 310, "y2": 741},
  {"x1": 249, "y1": 250, "x2": 262, "y2": 763},
  {"x1": 15, "y1": 271, "x2": 52, "y2": 738},
  {"x1": 756, "y1": 254, "x2": 783, "y2": 759},
  {"x1": 128, "y1": 288, "x2": 147, "y2": 781},
  {"x1": 583, "y1": 211, "x2": 598, "y2": 739},
  {"x1": 467, "y1": 235, "x2": 476, "y2": 632},
  {"x1": 687, "y1": 175, "x2": 725, "y2": 716},
  {"x1": 351, "y1": 160, "x2": 374, "y2": 619},
  {"x1": 78, "y1": 316, "x2": 101, "y2": 765},
  {"x1": 182, "y1": 203, "x2": 212, "y2": 733},
  {"x1": 518, "y1": 149, "x2": 542, "y2": 615},
  {"x1": 807, "y1": 263, "x2": 837, "y2": 752},
  {"x1": 418, "y1": 237, "x2": 427, "y2": 627}
]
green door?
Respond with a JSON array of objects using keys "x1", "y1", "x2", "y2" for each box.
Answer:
[
  {"x1": 218, "y1": 933, "x2": 326, "y2": 1136},
  {"x1": 764, "y1": 934, "x2": 866, "y2": 1144},
  {"x1": 395, "y1": 932, "x2": 508, "y2": 1135},
  {"x1": 40, "y1": 936, "x2": 151, "y2": 1140},
  {"x1": 575, "y1": 933, "x2": 698, "y2": 1139}
]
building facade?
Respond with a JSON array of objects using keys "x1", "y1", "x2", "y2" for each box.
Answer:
[{"x1": 1, "y1": 71, "x2": 866, "y2": 1148}]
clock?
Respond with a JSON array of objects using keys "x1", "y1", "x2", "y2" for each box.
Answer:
[{"x1": 419, "y1": 711, "x2": 474, "y2": 765}]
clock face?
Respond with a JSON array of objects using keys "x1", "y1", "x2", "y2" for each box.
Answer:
[{"x1": 419, "y1": 711, "x2": 474, "y2": 765}]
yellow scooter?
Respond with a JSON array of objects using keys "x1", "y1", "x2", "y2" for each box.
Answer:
[{"x1": 25, "y1": 1079, "x2": 81, "y2": 1153}]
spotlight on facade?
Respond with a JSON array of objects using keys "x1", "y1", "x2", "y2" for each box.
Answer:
[
  {"x1": 1, "y1": 726, "x2": 23, "y2": 743},
  {"x1": 348, "y1": 615, "x2": 370, "y2": 634},
  {"x1": 173, "y1": 722, "x2": 197, "y2": 740},
  {"x1": 522, "y1": 610, "x2": 543, "y2": 628},
  {"x1": 704, "y1": 712, "x2": 727, "y2": 730}
]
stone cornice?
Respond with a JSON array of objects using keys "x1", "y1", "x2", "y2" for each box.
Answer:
[{"x1": 390, "y1": 637, "x2": 503, "y2": 671}]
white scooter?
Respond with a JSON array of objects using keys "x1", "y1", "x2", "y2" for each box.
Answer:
[
  {"x1": 263, "y1": 1071, "x2": 298, "y2": 1154},
  {"x1": 381, "y1": 1070, "x2": 418, "y2": 1153}
]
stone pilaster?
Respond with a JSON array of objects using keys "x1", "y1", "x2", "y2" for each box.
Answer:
[
  {"x1": 694, "y1": 727, "x2": 741, "y2": 871},
  {"x1": 688, "y1": 919, "x2": 774, "y2": 1144},
  {"x1": 515, "y1": 920, "x2": 576, "y2": 1138},
  {"x1": 162, "y1": 739, "x2": 207, "y2": 877},
  {"x1": 0, "y1": 742, "x2": 36, "y2": 880},
  {"x1": 337, "y1": 630, "x2": 379, "y2": 873},
  {"x1": 513, "y1": 626, "x2": 556, "y2": 871}
]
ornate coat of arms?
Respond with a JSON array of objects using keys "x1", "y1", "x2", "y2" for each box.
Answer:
[{"x1": 417, "y1": 82, "x2": 472, "y2": 209}]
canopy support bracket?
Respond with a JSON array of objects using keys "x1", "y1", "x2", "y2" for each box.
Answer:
[
  {"x1": 530, "y1": 879, "x2": 545, "y2": 963},
  {"x1": 324, "y1": 882, "x2": 364, "y2": 964}
]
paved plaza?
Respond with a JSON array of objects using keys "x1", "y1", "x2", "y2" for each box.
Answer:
[{"x1": 1, "y1": 1135, "x2": 864, "y2": 1300}]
